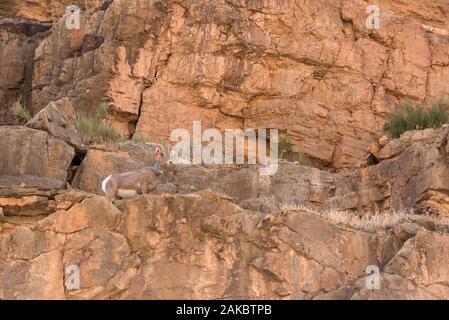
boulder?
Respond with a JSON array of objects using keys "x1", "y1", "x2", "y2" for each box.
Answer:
[
  {"x1": 0, "y1": 127, "x2": 75, "y2": 190},
  {"x1": 328, "y1": 127, "x2": 449, "y2": 215},
  {"x1": 350, "y1": 230, "x2": 449, "y2": 300},
  {"x1": 0, "y1": 195, "x2": 54, "y2": 217},
  {"x1": 36, "y1": 195, "x2": 121, "y2": 233},
  {"x1": 26, "y1": 98, "x2": 83, "y2": 151},
  {"x1": 393, "y1": 222, "x2": 421, "y2": 241}
]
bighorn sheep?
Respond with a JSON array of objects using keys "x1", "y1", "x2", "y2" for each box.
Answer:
[{"x1": 101, "y1": 147, "x2": 165, "y2": 200}]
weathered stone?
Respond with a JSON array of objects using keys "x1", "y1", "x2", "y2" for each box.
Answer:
[
  {"x1": 37, "y1": 196, "x2": 121, "y2": 233},
  {"x1": 0, "y1": 127, "x2": 75, "y2": 190},
  {"x1": 21, "y1": 0, "x2": 449, "y2": 168},
  {"x1": 0, "y1": 250, "x2": 65, "y2": 299},
  {"x1": 113, "y1": 191, "x2": 398, "y2": 299},
  {"x1": 0, "y1": 195, "x2": 54, "y2": 216},
  {"x1": 328, "y1": 127, "x2": 449, "y2": 215},
  {"x1": 0, "y1": 19, "x2": 50, "y2": 124},
  {"x1": 393, "y1": 223, "x2": 421, "y2": 241},
  {"x1": 63, "y1": 228, "x2": 131, "y2": 291},
  {"x1": 54, "y1": 189, "x2": 95, "y2": 210},
  {"x1": 2, "y1": 0, "x2": 449, "y2": 301},
  {"x1": 379, "y1": 135, "x2": 391, "y2": 147},
  {"x1": 26, "y1": 98, "x2": 83, "y2": 150},
  {"x1": 11, "y1": 227, "x2": 65, "y2": 260},
  {"x1": 0, "y1": 189, "x2": 447, "y2": 299},
  {"x1": 0, "y1": 0, "x2": 107, "y2": 21},
  {"x1": 351, "y1": 230, "x2": 449, "y2": 300}
]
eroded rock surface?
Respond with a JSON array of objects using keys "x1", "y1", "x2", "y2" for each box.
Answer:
[
  {"x1": 0, "y1": 126, "x2": 75, "y2": 190},
  {"x1": 5, "y1": 0, "x2": 443, "y2": 168},
  {"x1": 0, "y1": 0, "x2": 108, "y2": 22},
  {"x1": 320, "y1": 229, "x2": 449, "y2": 300},
  {"x1": 1, "y1": 0, "x2": 449, "y2": 301},
  {"x1": 1, "y1": 126, "x2": 448, "y2": 299},
  {"x1": 329, "y1": 127, "x2": 449, "y2": 215},
  {"x1": 72, "y1": 127, "x2": 449, "y2": 216},
  {"x1": 0, "y1": 19, "x2": 50, "y2": 124},
  {"x1": 0, "y1": 190, "x2": 447, "y2": 300},
  {"x1": 26, "y1": 98, "x2": 83, "y2": 150}
]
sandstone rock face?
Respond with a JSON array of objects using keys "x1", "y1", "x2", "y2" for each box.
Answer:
[
  {"x1": 0, "y1": 190, "x2": 447, "y2": 300},
  {"x1": 0, "y1": 19, "x2": 50, "y2": 124},
  {"x1": 0, "y1": 195, "x2": 54, "y2": 217},
  {"x1": 72, "y1": 127, "x2": 449, "y2": 216},
  {"x1": 20, "y1": 0, "x2": 449, "y2": 168},
  {"x1": 73, "y1": 146, "x2": 336, "y2": 207},
  {"x1": 26, "y1": 98, "x2": 83, "y2": 150},
  {"x1": 2, "y1": 0, "x2": 449, "y2": 301},
  {"x1": 330, "y1": 229, "x2": 449, "y2": 300},
  {"x1": 0, "y1": 0, "x2": 107, "y2": 22},
  {"x1": 114, "y1": 191, "x2": 396, "y2": 299},
  {"x1": 1, "y1": 126, "x2": 448, "y2": 299},
  {"x1": 329, "y1": 127, "x2": 449, "y2": 215},
  {"x1": 0, "y1": 127, "x2": 75, "y2": 190}
]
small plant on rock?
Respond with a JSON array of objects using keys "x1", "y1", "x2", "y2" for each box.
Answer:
[
  {"x1": 131, "y1": 132, "x2": 147, "y2": 143},
  {"x1": 297, "y1": 151, "x2": 312, "y2": 167},
  {"x1": 11, "y1": 101, "x2": 31, "y2": 123},
  {"x1": 279, "y1": 135, "x2": 314, "y2": 166},
  {"x1": 387, "y1": 100, "x2": 449, "y2": 138},
  {"x1": 76, "y1": 102, "x2": 122, "y2": 144},
  {"x1": 279, "y1": 136, "x2": 294, "y2": 156}
]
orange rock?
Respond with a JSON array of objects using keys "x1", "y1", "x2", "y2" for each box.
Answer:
[{"x1": 19, "y1": 0, "x2": 449, "y2": 169}]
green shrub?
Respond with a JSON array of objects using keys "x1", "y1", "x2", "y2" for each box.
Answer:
[
  {"x1": 131, "y1": 132, "x2": 147, "y2": 143},
  {"x1": 279, "y1": 136, "x2": 294, "y2": 155},
  {"x1": 96, "y1": 102, "x2": 109, "y2": 119},
  {"x1": 297, "y1": 152, "x2": 312, "y2": 167},
  {"x1": 387, "y1": 101, "x2": 449, "y2": 138},
  {"x1": 279, "y1": 135, "x2": 314, "y2": 166},
  {"x1": 11, "y1": 102, "x2": 31, "y2": 122},
  {"x1": 76, "y1": 103, "x2": 122, "y2": 144}
]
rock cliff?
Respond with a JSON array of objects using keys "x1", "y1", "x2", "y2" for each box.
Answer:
[
  {"x1": 2, "y1": 0, "x2": 449, "y2": 167},
  {"x1": 1, "y1": 0, "x2": 449, "y2": 300},
  {"x1": 1, "y1": 189, "x2": 448, "y2": 299},
  {"x1": 1, "y1": 124, "x2": 449, "y2": 299}
]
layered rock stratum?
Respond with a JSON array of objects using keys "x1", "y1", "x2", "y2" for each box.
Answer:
[
  {"x1": 1, "y1": 188, "x2": 448, "y2": 300},
  {"x1": 1, "y1": 125, "x2": 449, "y2": 299},
  {"x1": 1, "y1": 0, "x2": 449, "y2": 167},
  {"x1": 1, "y1": 0, "x2": 449, "y2": 300}
]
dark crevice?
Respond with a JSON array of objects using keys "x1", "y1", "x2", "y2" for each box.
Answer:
[
  {"x1": 0, "y1": 19, "x2": 52, "y2": 37},
  {"x1": 67, "y1": 149, "x2": 87, "y2": 186}
]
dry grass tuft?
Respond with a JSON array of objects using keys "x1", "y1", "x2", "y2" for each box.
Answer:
[
  {"x1": 11, "y1": 101, "x2": 31, "y2": 122},
  {"x1": 279, "y1": 203, "x2": 430, "y2": 232},
  {"x1": 76, "y1": 103, "x2": 122, "y2": 144},
  {"x1": 131, "y1": 132, "x2": 147, "y2": 143},
  {"x1": 387, "y1": 100, "x2": 449, "y2": 138}
]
